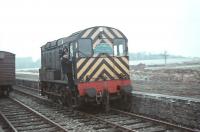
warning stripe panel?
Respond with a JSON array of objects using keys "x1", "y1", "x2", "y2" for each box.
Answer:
[
  {"x1": 94, "y1": 69, "x2": 115, "y2": 81},
  {"x1": 103, "y1": 27, "x2": 114, "y2": 39},
  {"x1": 76, "y1": 56, "x2": 130, "y2": 82},
  {"x1": 87, "y1": 60, "x2": 119, "y2": 81},
  {"x1": 78, "y1": 58, "x2": 104, "y2": 80},
  {"x1": 113, "y1": 58, "x2": 129, "y2": 74},
  {"x1": 79, "y1": 27, "x2": 126, "y2": 51},
  {"x1": 77, "y1": 58, "x2": 95, "y2": 78},
  {"x1": 91, "y1": 27, "x2": 101, "y2": 40},
  {"x1": 111, "y1": 28, "x2": 123, "y2": 38},
  {"x1": 106, "y1": 57, "x2": 129, "y2": 77},
  {"x1": 81, "y1": 28, "x2": 94, "y2": 38}
]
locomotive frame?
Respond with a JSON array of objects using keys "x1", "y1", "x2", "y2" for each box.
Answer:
[{"x1": 39, "y1": 26, "x2": 132, "y2": 110}]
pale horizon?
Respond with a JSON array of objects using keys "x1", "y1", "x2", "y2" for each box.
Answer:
[{"x1": 0, "y1": 0, "x2": 200, "y2": 60}]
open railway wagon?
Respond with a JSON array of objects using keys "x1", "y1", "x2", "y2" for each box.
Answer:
[
  {"x1": 39, "y1": 26, "x2": 132, "y2": 111},
  {"x1": 0, "y1": 51, "x2": 15, "y2": 96}
]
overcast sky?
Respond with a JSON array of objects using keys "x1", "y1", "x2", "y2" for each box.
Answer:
[{"x1": 0, "y1": 0, "x2": 200, "y2": 60}]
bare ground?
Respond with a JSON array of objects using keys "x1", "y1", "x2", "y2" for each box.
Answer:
[{"x1": 131, "y1": 62, "x2": 200, "y2": 99}]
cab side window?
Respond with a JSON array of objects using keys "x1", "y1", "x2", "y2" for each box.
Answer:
[
  {"x1": 69, "y1": 43, "x2": 73, "y2": 59},
  {"x1": 78, "y1": 39, "x2": 92, "y2": 57}
]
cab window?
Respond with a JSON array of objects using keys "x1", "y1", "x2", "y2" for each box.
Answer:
[
  {"x1": 119, "y1": 44, "x2": 124, "y2": 56},
  {"x1": 78, "y1": 39, "x2": 92, "y2": 57},
  {"x1": 114, "y1": 45, "x2": 118, "y2": 56},
  {"x1": 114, "y1": 39, "x2": 126, "y2": 56},
  {"x1": 69, "y1": 43, "x2": 73, "y2": 58}
]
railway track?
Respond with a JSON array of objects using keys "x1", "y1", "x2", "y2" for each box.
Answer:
[
  {"x1": 13, "y1": 85, "x2": 200, "y2": 132},
  {"x1": 14, "y1": 84, "x2": 40, "y2": 95},
  {"x1": 12, "y1": 89, "x2": 122, "y2": 131},
  {"x1": 86, "y1": 109, "x2": 194, "y2": 132},
  {"x1": 0, "y1": 97, "x2": 68, "y2": 132},
  {"x1": 0, "y1": 112, "x2": 13, "y2": 132}
]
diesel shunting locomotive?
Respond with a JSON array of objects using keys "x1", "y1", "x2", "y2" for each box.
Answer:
[{"x1": 39, "y1": 26, "x2": 132, "y2": 110}]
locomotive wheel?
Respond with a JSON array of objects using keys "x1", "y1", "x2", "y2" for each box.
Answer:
[
  {"x1": 60, "y1": 90, "x2": 67, "y2": 105},
  {"x1": 3, "y1": 86, "x2": 10, "y2": 97},
  {"x1": 102, "y1": 90, "x2": 110, "y2": 112},
  {"x1": 65, "y1": 88, "x2": 73, "y2": 108},
  {"x1": 60, "y1": 89, "x2": 68, "y2": 106},
  {"x1": 76, "y1": 96, "x2": 84, "y2": 108},
  {"x1": 3, "y1": 89, "x2": 9, "y2": 97}
]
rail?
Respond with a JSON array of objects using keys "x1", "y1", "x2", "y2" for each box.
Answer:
[
  {"x1": 0, "y1": 97, "x2": 68, "y2": 132},
  {"x1": 14, "y1": 85, "x2": 200, "y2": 132}
]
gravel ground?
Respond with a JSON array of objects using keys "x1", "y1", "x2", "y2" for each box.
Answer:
[
  {"x1": 10, "y1": 92, "x2": 118, "y2": 132},
  {"x1": 11, "y1": 90, "x2": 191, "y2": 132},
  {"x1": 131, "y1": 64, "x2": 200, "y2": 99}
]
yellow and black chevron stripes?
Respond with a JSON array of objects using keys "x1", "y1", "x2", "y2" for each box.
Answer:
[
  {"x1": 81, "y1": 27, "x2": 125, "y2": 49},
  {"x1": 77, "y1": 58, "x2": 96, "y2": 79},
  {"x1": 81, "y1": 28, "x2": 93, "y2": 38},
  {"x1": 76, "y1": 56, "x2": 129, "y2": 82}
]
